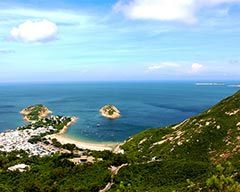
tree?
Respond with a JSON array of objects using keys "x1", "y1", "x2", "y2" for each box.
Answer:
[
  {"x1": 205, "y1": 163, "x2": 240, "y2": 192},
  {"x1": 188, "y1": 162, "x2": 240, "y2": 192}
]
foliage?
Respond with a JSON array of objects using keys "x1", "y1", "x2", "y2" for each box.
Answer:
[
  {"x1": 108, "y1": 109, "x2": 114, "y2": 115},
  {"x1": 90, "y1": 150, "x2": 129, "y2": 166},
  {"x1": 204, "y1": 162, "x2": 240, "y2": 192},
  {"x1": 51, "y1": 138, "x2": 63, "y2": 148},
  {"x1": 18, "y1": 116, "x2": 72, "y2": 132},
  {"x1": 28, "y1": 135, "x2": 42, "y2": 144},
  {"x1": 186, "y1": 162, "x2": 240, "y2": 192},
  {"x1": 0, "y1": 151, "x2": 111, "y2": 192},
  {"x1": 62, "y1": 143, "x2": 76, "y2": 152},
  {"x1": 111, "y1": 160, "x2": 211, "y2": 191}
]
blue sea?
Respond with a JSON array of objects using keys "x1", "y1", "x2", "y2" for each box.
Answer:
[{"x1": 0, "y1": 81, "x2": 239, "y2": 143}]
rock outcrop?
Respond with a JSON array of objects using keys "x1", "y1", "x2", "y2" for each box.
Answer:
[{"x1": 99, "y1": 105, "x2": 120, "y2": 119}]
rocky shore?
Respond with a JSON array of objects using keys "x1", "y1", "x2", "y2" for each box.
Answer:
[{"x1": 99, "y1": 105, "x2": 120, "y2": 119}]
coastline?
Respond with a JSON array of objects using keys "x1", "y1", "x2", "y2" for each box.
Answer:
[
  {"x1": 58, "y1": 116, "x2": 78, "y2": 134},
  {"x1": 48, "y1": 116, "x2": 118, "y2": 151},
  {"x1": 47, "y1": 134, "x2": 117, "y2": 151}
]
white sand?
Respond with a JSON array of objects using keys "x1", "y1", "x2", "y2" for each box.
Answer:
[
  {"x1": 48, "y1": 134, "x2": 117, "y2": 151},
  {"x1": 47, "y1": 116, "x2": 118, "y2": 151}
]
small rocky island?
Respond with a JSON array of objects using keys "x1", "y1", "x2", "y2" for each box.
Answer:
[
  {"x1": 99, "y1": 104, "x2": 120, "y2": 119},
  {"x1": 20, "y1": 104, "x2": 52, "y2": 122}
]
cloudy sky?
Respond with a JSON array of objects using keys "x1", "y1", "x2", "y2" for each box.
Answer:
[{"x1": 0, "y1": 0, "x2": 240, "y2": 82}]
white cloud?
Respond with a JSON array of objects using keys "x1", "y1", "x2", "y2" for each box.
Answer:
[
  {"x1": 114, "y1": 0, "x2": 240, "y2": 23},
  {"x1": 10, "y1": 19, "x2": 58, "y2": 43},
  {"x1": 114, "y1": 0, "x2": 197, "y2": 24},
  {"x1": 148, "y1": 62, "x2": 180, "y2": 71},
  {"x1": 148, "y1": 65, "x2": 162, "y2": 71},
  {"x1": 148, "y1": 62, "x2": 205, "y2": 74},
  {"x1": 191, "y1": 63, "x2": 204, "y2": 73}
]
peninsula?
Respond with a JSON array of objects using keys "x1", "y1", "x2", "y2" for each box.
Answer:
[
  {"x1": 0, "y1": 115, "x2": 75, "y2": 156},
  {"x1": 99, "y1": 104, "x2": 120, "y2": 119}
]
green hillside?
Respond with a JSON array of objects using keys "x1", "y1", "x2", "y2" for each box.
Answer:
[{"x1": 111, "y1": 90, "x2": 240, "y2": 191}]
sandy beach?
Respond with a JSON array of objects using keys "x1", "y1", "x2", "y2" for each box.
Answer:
[
  {"x1": 47, "y1": 116, "x2": 118, "y2": 151},
  {"x1": 47, "y1": 134, "x2": 117, "y2": 151}
]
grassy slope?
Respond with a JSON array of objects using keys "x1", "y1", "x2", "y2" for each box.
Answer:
[{"x1": 112, "y1": 90, "x2": 240, "y2": 191}]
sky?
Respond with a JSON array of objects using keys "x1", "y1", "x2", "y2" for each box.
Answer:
[{"x1": 0, "y1": 0, "x2": 240, "y2": 82}]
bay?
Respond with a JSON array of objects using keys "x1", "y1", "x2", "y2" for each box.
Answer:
[{"x1": 0, "y1": 81, "x2": 239, "y2": 142}]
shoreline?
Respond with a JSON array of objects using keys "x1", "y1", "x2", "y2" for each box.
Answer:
[
  {"x1": 48, "y1": 116, "x2": 119, "y2": 151},
  {"x1": 58, "y1": 116, "x2": 78, "y2": 134},
  {"x1": 47, "y1": 134, "x2": 118, "y2": 151}
]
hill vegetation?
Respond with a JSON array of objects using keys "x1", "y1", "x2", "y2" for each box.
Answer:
[
  {"x1": 0, "y1": 150, "x2": 112, "y2": 192},
  {"x1": 111, "y1": 90, "x2": 240, "y2": 191}
]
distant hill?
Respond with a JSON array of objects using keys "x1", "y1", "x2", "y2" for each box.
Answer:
[{"x1": 111, "y1": 90, "x2": 240, "y2": 191}]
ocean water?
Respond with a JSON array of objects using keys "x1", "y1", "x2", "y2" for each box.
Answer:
[{"x1": 0, "y1": 81, "x2": 239, "y2": 143}]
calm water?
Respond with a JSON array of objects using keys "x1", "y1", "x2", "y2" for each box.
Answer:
[{"x1": 0, "y1": 81, "x2": 239, "y2": 142}]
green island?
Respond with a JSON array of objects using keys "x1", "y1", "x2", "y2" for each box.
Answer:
[
  {"x1": 20, "y1": 104, "x2": 52, "y2": 122},
  {"x1": 1, "y1": 91, "x2": 240, "y2": 191},
  {"x1": 99, "y1": 104, "x2": 121, "y2": 119}
]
